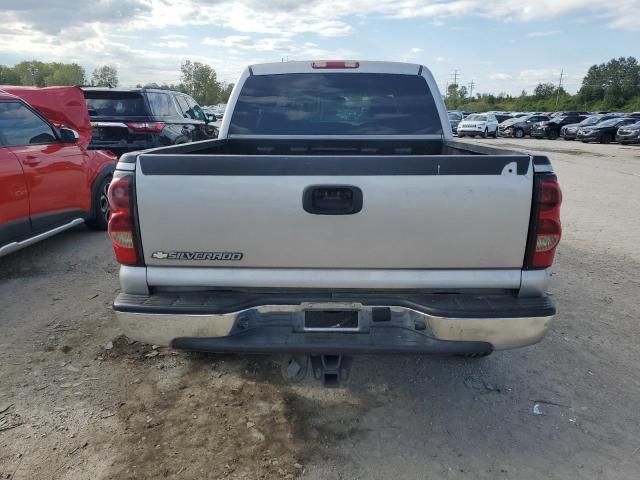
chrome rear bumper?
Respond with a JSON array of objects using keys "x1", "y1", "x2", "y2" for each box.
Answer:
[{"x1": 114, "y1": 292, "x2": 555, "y2": 352}]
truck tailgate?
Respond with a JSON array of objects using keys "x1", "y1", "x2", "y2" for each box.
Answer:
[{"x1": 135, "y1": 154, "x2": 533, "y2": 269}]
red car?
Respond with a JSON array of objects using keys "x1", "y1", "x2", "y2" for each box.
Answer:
[{"x1": 0, "y1": 86, "x2": 117, "y2": 257}]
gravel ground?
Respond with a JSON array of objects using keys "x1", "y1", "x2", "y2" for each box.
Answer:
[{"x1": 1, "y1": 138, "x2": 639, "y2": 479}]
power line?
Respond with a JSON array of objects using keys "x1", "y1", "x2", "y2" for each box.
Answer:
[
  {"x1": 450, "y1": 69, "x2": 460, "y2": 87},
  {"x1": 468, "y1": 79, "x2": 475, "y2": 97}
]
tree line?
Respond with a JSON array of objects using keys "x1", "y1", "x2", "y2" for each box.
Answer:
[
  {"x1": 3, "y1": 56, "x2": 638, "y2": 112},
  {"x1": 446, "y1": 56, "x2": 640, "y2": 112},
  {"x1": 0, "y1": 60, "x2": 233, "y2": 106}
]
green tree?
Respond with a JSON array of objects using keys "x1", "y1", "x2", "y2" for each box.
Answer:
[
  {"x1": 0, "y1": 65, "x2": 20, "y2": 85},
  {"x1": 12, "y1": 61, "x2": 49, "y2": 86},
  {"x1": 579, "y1": 56, "x2": 640, "y2": 109},
  {"x1": 43, "y1": 63, "x2": 86, "y2": 86},
  {"x1": 220, "y1": 83, "x2": 234, "y2": 102},
  {"x1": 91, "y1": 65, "x2": 119, "y2": 87},
  {"x1": 5, "y1": 61, "x2": 86, "y2": 86},
  {"x1": 533, "y1": 83, "x2": 556, "y2": 99},
  {"x1": 180, "y1": 60, "x2": 221, "y2": 105}
]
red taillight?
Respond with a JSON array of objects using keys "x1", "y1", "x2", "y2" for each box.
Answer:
[
  {"x1": 126, "y1": 122, "x2": 166, "y2": 133},
  {"x1": 107, "y1": 173, "x2": 141, "y2": 265},
  {"x1": 527, "y1": 176, "x2": 562, "y2": 269},
  {"x1": 311, "y1": 60, "x2": 360, "y2": 69}
]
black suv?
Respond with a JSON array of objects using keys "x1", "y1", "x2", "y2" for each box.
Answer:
[
  {"x1": 498, "y1": 114, "x2": 550, "y2": 138},
  {"x1": 82, "y1": 87, "x2": 217, "y2": 155},
  {"x1": 530, "y1": 112, "x2": 589, "y2": 140}
]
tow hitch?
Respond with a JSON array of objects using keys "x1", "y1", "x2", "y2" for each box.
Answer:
[{"x1": 281, "y1": 354, "x2": 353, "y2": 387}]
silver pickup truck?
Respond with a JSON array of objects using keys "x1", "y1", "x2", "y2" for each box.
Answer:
[{"x1": 107, "y1": 61, "x2": 562, "y2": 373}]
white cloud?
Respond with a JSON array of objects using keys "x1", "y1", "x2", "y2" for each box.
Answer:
[
  {"x1": 0, "y1": 0, "x2": 637, "y2": 90},
  {"x1": 527, "y1": 30, "x2": 559, "y2": 37},
  {"x1": 490, "y1": 73, "x2": 512, "y2": 80},
  {"x1": 153, "y1": 40, "x2": 189, "y2": 48}
]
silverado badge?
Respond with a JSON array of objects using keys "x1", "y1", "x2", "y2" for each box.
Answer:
[{"x1": 151, "y1": 251, "x2": 243, "y2": 261}]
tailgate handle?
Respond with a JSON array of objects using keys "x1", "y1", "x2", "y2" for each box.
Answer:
[{"x1": 303, "y1": 185, "x2": 363, "y2": 215}]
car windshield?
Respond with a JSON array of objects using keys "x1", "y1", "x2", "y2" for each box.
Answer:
[
  {"x1": 448, "y1": 112, "x2": 462, "y2": 121},
  {"x1": 465, "y1": 114, "x2": 486, "y2": 121},
  {"x1": 230, "y1": 73, "x2": 443, "y2": 135},
  {"x1": 579, "y1": 116, "x2": 602, "y2": 126},
  {"x1": 597, "y1": 118, "x2": 622, "y2": 127},
  {"x1": 84, "y1": 91, "x2": 146, "y2": 117}
]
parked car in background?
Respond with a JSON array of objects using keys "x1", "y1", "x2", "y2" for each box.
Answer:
[
  {"x1": 202, "y1": 107, "x2": 218, "y2": 123},
  {"x1": 212, "y1": 103, "x2": 226, "y2": 118},
  {"x1": 616, "y1": 121, "x2": 640, "y2": 144},
  {"x1": 495, "y1": 113, "x2": 514, "y2": 124},
  {"x1": 499, "y1": 114, "x2": 550, "y2": 138},
  {"x1": 457, "y1": 113, "x2": 499, "y2": 138},
  {"x1": 576, "y1": 117, "x2": 638, "y2": 144},
  {"x1": 531, "y1": 112, "x2": 589, "y2": 140},
  {"x1": 82, "y1": 87, "x2": 217, "y2": 156},
  {"x1": 561, "y1": 114, "x2": 621, "y2": 140},
  {"x1": 448, "y1": 111, "x2": 463, "y2": 134},
  {"x1": 0, "y1": 86, "x2": 117, "y2": 257}
]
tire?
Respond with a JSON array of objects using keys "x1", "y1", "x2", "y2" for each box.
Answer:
[
  {"x1": 492, "y1": 127, "x2": 498, "y2": 138},
  {"x1": 458, "y1": 133, "x2": 465, "y2": 138},
  {"x1": 564, "y1": 137, "x2": 573, "y2": 141},
  {"x1": 600, "y1": 133, "x2": 612, "y2": 144},
  {"x1": 548, "y1": 130, "x2": 558, "y2": 140},
  {"x1": 481, "y1": 128, "x2": 488, "y2": 138},
  {"x1": 514, "y1": 128, "x2": 525, "y2": 139},
  {"x1": 86, "y1": 174, "x2": 112, "y2": 231}
]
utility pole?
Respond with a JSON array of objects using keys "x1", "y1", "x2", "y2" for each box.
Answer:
[
  {"x1": 468, "y1": 80, "x2": 475, "y2": 98},
  {"x1": 452, "y1": 69, "x2": 459, "y2": 87},
  {"x1": 28, "y1": 67, "x2": 39, "y2": 86},
  {"x1": 555, "y1": 69, "x2": 564, "y2": 108}
]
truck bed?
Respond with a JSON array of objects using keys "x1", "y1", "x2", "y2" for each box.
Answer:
[{"x1": 118, "y1": 137, "x2": 540, "y2": 159}]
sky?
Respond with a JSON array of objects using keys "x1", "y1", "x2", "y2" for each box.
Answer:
[{"x1": 1, "y1": 0, "x2": 639, "y2": 95}]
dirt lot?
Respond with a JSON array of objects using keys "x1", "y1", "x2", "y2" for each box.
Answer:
[{"x1": 1, "y1": 138, "x2": 639, "y2": 479}]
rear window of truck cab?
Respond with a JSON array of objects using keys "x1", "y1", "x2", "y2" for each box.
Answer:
[{"x1": 230, "y1": 73, "x2": 443, "y2": 135}]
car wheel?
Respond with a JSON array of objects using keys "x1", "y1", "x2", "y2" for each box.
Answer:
[
  {"x1": 492, "y1": 127, "x2": 498, "y2": 138},
  {"x1": 600, "y1": 133, "x2": 613, "y2": 144},
  {"x1": 514, "y1": 128, "x2": 525, "y2": 139},
  {"x1": 482, "y1": 128, "x2": 488, "y2": 138},
  {"x1": 458, "y1": 133, "x2": 465, "y2": 138},
  {"x1": 86, "y1": 174, "x2": 112, "y2": 231},
  {"x1": 581, "y1": 140, "x2": 589, "y2": 143},
  {"x1": 564, "y1": 137, "x2": 573, "y2": 141},
  {"x1": 548, "y1": 130, "x2": 558, "y2": 140}
]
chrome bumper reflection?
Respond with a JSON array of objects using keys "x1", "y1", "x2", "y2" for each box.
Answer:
[{"x1": 116, "y1": 302, "x2": 553, "y2": 351}]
